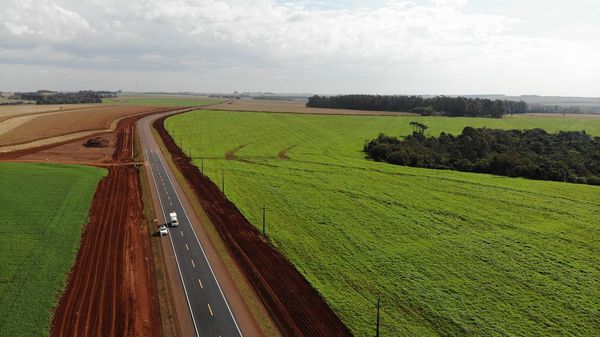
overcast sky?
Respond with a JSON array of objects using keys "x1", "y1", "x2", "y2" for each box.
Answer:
[{"x1": 1, "y1": 0, "x2": 599, "y2": 96}]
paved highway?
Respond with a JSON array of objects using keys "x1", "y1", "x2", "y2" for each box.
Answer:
[{"x1": 138, "y1": 112, "x2": 244, "y2": 337}]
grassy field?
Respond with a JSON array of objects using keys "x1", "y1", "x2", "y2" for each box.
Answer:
[
  {"x1": 166, "y1": 111, "x2": 600, "y2": 336},
  {"x1": 0, "y1": 163, "x2": 106, "y2": 337},
  {"x1": 103, "y1": 95, "x2": 222, "y2": 107}
]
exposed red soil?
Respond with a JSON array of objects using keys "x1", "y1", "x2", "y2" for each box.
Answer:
[
  {"x1": 15, "y1": 132, "x2": 116, "y2": 163},
  {"x1": 0, "y1": 108, "x2": 174, "y2": 162},
  {"x1": 154, "y1": 117, "x2": 353, "y2": 337},
  {"x1": 50, "y1": 115, "x2": 162, "y2": 337}
]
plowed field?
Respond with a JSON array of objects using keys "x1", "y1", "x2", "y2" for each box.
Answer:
[
  {"x1": 0, "y1": 104, "x2": 101, "y2": 122},
  {"x1": 50, "y1": 116, "x2": 161, "y2": 337},
  {"x1": 0, "y1": 105, "x2": 162, "y2": 147}
]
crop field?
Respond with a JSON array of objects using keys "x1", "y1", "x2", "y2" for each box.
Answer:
[
  {"x1": 0, "y1": 162, "x2": 105, "y2": 337},
  {"x1": 166, "y1": 110, "x2": 600, "y2": 336},
  {"x1": 0, "y1": 105, "x2": 160, "y2": 147},
  {"x1": 103, "y1": 96, "x2": 222, "y2": 107},
  {"x1": 210, "y1": 99, "x2": 415, "y2": 115}
]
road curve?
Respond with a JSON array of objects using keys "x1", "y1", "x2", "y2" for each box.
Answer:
[{"x1": 137, "y1": 110, "x2": 245, "y2": 337}]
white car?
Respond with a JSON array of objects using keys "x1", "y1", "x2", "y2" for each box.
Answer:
[{"x1": 159, "y1": 225, "x2": 169, "y2": 236}]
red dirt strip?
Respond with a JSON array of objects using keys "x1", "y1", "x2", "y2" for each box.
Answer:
[
  {"x1": 154, "y1": 117, "x2": 353, "y2": 337},
  {"x1": 50, "y1": 118, "x2": 161, "y2": 337}
]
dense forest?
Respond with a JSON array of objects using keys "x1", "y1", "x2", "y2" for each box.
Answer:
[
  {"x1": 364, "y1": 126, "x2": 600, "y2": 185},
  {"x1": 11, "y1": 91, "x2": 103, "y2": 104},
  {"x1": 307, "y1": 95, "x2": 528, "y2": 117}
]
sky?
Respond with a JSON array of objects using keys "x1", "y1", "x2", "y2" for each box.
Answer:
[{"x1": 0, "y1": 0, "x2": 599, "y2": 96}]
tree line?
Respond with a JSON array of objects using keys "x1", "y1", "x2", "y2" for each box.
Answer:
[
  {"x1": 10, "y1": 91, "x2": 105, "y2": 104},
  {"x1": 527, "y1": 104, "x2": 582, "y2": 114},
  {"x1": 307, "y1": 95, "x2": 528, "y2": 118},
  {"x1": 364, "y1": 126, "x2": 600, "y2": 185}
]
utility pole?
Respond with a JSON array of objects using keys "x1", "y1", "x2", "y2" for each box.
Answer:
[
  {"x1": 261, "y1": 203, "x2": 266, "y2": 237},
  {"x1": 375, "y1": 295, "x2": 382, "y2": 337},
  {"x1": 221, "y1": 169, "x2": 225, "y2": 195}
]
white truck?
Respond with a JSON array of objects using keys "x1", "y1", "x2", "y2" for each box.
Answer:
[{"x1": 169, "y1": 212, "x2": 179, "y2": 226}]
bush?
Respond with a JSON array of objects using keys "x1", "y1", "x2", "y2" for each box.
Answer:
[
  {"x1": 368, "y1": 144, "x2": 392, "y2": 161},
  {"x1": 587, "y1": 176, "x2": 600, "y2": 185},
  {"x1": 387, "y1": 151, "x2": 410, "y2": 165}
]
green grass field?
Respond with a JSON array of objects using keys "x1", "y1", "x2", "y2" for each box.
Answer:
[
  {"x1": 0, "y1": 163, "x2": 105, "y2": 337},
  {"x1": 166, "y1": 111, "x2": 600, "y2": 336},
  {"x1": 103, "y1": 95, "x2": 222, "y2": 107}
]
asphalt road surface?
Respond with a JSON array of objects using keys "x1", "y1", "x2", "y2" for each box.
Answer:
[{"x1": 138, "y1": 112, "x2": 244, "y2": 337}]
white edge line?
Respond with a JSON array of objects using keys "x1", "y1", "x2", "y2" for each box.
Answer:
[
  {"x1": 146, "y1": 150, "x2": 201, "y2": 337},
  {"x1": 156, "y1": 149, "x2": 244, "y2": 337}
]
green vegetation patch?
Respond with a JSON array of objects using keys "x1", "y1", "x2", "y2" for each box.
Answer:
[
  {"x1": 103, "y1": 96, "x2": 222, "y2": 107},
  {"x1": 166, "y1": 111, "x2": 600, "y2": 336},
  {"x1": 365, "y1": 128, "x2": 600, "y2": 185},
  {"x1": 0, "y1": 163, "x2": 106, "y2": 337}
]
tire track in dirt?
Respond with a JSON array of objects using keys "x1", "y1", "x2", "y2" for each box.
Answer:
[
  {"x1": 225, "y1": 144, "x2": 247, "y2": 160},
  {"x1": 277, "y1": 144, "x2": 297, "y2": 159},
  {"x1": 154, "y1": 117, "x2": 352, "y2": 337}
]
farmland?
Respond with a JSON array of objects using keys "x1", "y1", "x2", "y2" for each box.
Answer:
[
  {"x1": 103, "y1": 95, "x2": 222, "y2": 107},
  {"x1": 166, "y1": 110, "x2": 600, "y2": 336},
  {"x1": 0, "y1": 104, "x2": 102, "y2": 123},
  {"x1": 210, "y1": 99, "x2": 415, "y2": 115},
  {"x1": 0, "y1": 162, "x2": 105, "y2": 337},
  {"x1": 0, "y1": 105, "x2": 161, "y2": 147}
]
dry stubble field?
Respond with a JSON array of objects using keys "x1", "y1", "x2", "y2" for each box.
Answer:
[{"x1": 0, "y1": 105, "x2": 164, "y2": 147}]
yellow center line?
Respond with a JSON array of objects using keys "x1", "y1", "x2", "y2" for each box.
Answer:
[
  {"x1": 191, "y1": 259, "x2": 195, "y2": 268},
  {"x1": 207, "y1": 303, "x2": 213, "y2": 316},
  {"x1": 198, "y1": 279, "x2": 203, "y2": 289}
]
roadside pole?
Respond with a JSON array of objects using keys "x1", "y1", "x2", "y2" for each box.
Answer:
[
  {"x1": 375, "y1": 295, "x2": 382, "y2": 337},
  {"x1": 221, "y1": 169, "x2": 225, "y2": 195},
  {"x1": 261, "y1": 203, "x2": 266, "y2": 237}
]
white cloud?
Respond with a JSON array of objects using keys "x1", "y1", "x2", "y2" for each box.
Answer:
[
  {"x1": 2, "y1": 0, "x2": 91, "y2": 41},
  {"x1": 0, "y1": 0, "x2": 598, "y2": 95}
]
